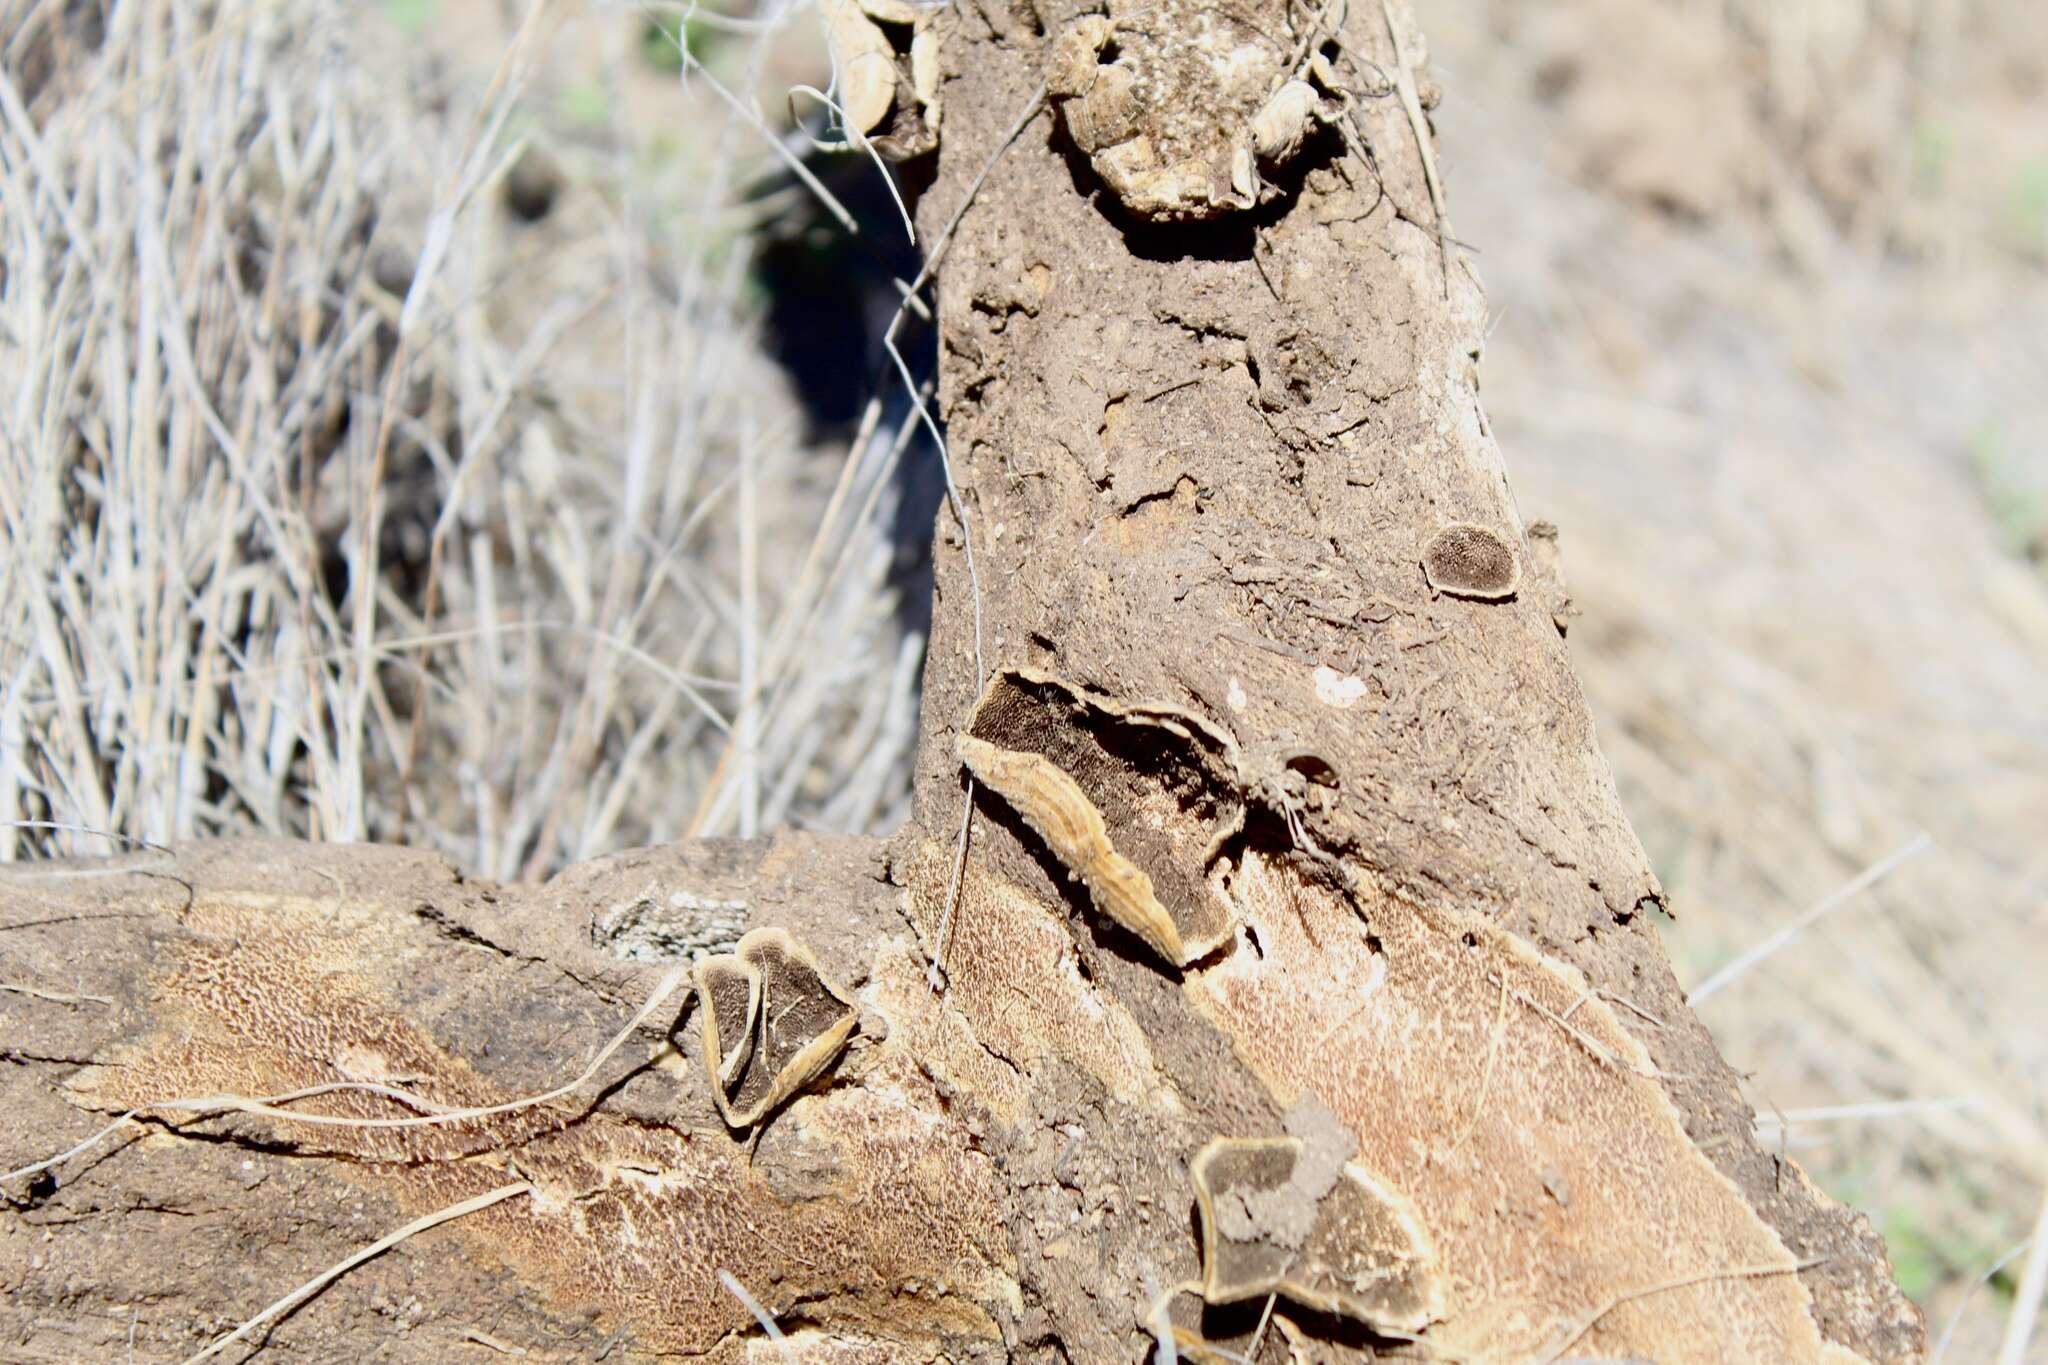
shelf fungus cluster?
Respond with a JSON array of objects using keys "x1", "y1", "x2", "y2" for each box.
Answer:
[
  {"x1": 820, "y1": 0, "x2": 941, "y2": 160},
  {"x1": 693, "y1": 927, "x2": 858, "y2": 1130},
  {"x1": 956, "y1": 668, "x2": 1245, "y2": 969},
  {"x1": 1187, "y1": 1131, "x2": 1445, "y2": 1338},
  {"x1": 1045, "y1": 0, "x2": 1347, "y2": 220}
]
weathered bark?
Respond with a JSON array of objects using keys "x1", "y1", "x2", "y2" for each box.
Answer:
[
  {"x1": 0, "y1": 1, "x2": 1922, "y2": 1361},
  {"x1": 3, "y1": 836, "x2": 1002, "y2": 1362}
]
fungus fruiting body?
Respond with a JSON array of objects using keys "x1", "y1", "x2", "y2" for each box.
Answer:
[
  {"x1": 956, "y1": 669, "x2": 1245, "y2": 968},
  {"x1": 1189, "y1": 1129, "x2": 1445, "y2": 1335},
  {"x1": 1422, "y1": 522, "x2": 1521, "y2": 600},
  {"x1": 695, "y1": 927, "x2": 857, "y2": 1129}
]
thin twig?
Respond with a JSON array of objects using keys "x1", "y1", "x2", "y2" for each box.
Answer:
[
  {"x1": 161, "y1": 961, "x2": 690, "y2": 1132},
  {"x1": 1441, "y1": 972, "x2": 1509, "y2": 1157},
  {"x1": 1248, "y1": 1291, "x2": 1279, "y2": 1361},
  {"x1": 1934, "y1": 1235, "x2": 2035, "y2": 1364},
  {"x1": 882, "y1": 82, "x2": 1050, "y2": 694},
  {"x1": 1507, "y1": 978, "x2": 1641, "y2": 1077},
  {"x1": 1540, "y1": 1257, "x2": 1824, "y2": 1362},
  {"x1": 874, "y1": 83, "x2": 1048, "y2": 991},
  {"x1": 183, "y1": 1181, "x2": 533, "y2": 1363},
  {"x1": 926, "y1": 777, "x2": 976, "y2": 991},
  {"x1": 1750, "y1": 1096, "x2": 1980, "y2": 1132},
  {"x1": 717, "y1": 1269, "x2": 795, "y2": 1362},
  {"x1": 675, "y1": 44, "x2": 862, "y2": 236},
  {"x1": 2, "y1": 1113, "x2": 143, "y2": 1189},
  {"x1": 1688, "y1": 832, "x2": 1932, "y2": 1005},
  {"x1": 1377, "y1": 0, "x2": 1451, "y2": 296},
  {"x1": 0, "y1": 980, "x2": 111, "y2": 1005},
  {"x1": 1997, "y1": 1186, "x2": 2048, "y2": 1365},
  {"x1": 1, "y1": 964, "x2": 689, "y2": 1188},
  {"x1": 1, "y1": 822, "x2": 172, "y2": 856},
  {"x1": 784, "y1": 83, "x2": 917, "y2": 243}
]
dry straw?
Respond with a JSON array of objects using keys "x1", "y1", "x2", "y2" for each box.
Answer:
[{"x1": 0, "y1": 0, "x2": 925, "y2": 879}]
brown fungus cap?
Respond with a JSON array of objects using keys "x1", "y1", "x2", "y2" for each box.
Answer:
[
  {"x1": 958, "y1": 668, "x2": 1243, "y2": 969},
  {"x1": 695, "y1": 927, "x2": 857, "y2": 1129},
  {"x1": 1422, "y1": 522, "x2": 1522, "y2": 600},
  {"x1": 695, "y1": 953, "x2": 761, "y2": 1092},
  {"x1": 1190, "y1": 1132, "x2": 1445, "y2": 1335}
]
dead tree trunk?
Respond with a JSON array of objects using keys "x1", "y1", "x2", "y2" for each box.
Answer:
[{"x1": 0, "y1": 1, "x2": 1921, "y2": 1361}]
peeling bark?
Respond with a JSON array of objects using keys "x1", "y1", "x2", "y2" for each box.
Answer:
[{"x1": 0, "y1": 1, "x2": 1924, "y2": 1361}]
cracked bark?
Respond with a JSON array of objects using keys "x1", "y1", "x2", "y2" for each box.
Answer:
[{"x1": 0, "y1": 2, "x2": 1921, "y2": 1361}]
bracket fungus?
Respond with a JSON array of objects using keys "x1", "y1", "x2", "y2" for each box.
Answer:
[
  {"x1": 822, "y1": 0, "x2": 898, "y2": 136},
  {"x1": 1044, "y1": 3, "x2": 1295, "y2": 219},
  {"x1": 957, "y1": 669, "x2": 1243, "y2": 968},
  {"x1": 1189, "y1": 1134, "x2": 1445, "y2": 1335},
  {"x1": 1249, "y1": 80, "x2": 1324, "y2": 164},
  {"x1": 697, "y1": 953, "x2": 762, "y2": 1093},
  {"x1": 694, "y1": 927, "x2": 857, "y2": 1129},
  {"x1": 819, "y1": 0, "x2": 942, "y2": 159},
  {"x1": 1421, "y1": 522, "x2": 1521, "y2": 600}
]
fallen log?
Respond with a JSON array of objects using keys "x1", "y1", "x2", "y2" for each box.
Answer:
[{"x1": 0, "y1": 0, "x2": 1922, "y2": 1359}]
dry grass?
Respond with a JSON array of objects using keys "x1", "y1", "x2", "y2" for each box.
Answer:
[{"x1": 0, "y1": 0, "x2": 925, "y2": 879}]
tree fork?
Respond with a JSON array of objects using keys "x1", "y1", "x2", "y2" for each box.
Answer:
[{"x1": 0, "y1": 1, "x2": 1922, "y2": 1360}]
